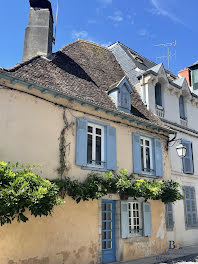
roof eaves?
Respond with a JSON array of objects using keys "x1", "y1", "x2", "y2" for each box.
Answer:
[{"x1": 0, "y1": 71, "x2": 171, "y2": 134}]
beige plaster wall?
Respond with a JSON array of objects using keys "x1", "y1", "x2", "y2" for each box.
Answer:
[
  {"x1": 0, "y1": 86, "x2": 170, "y2": 181},
  {"x1": 0, "y1": 198, "x2": 98, "y2": 264}
]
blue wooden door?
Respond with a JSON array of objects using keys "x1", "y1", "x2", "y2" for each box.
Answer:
[{"x1": 102, "y1": 200, "x2": 116, "y2": 264}]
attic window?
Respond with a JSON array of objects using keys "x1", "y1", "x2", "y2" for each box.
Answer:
[{"x1": 130, "y1": 52, "x2": 144, "y2": 64}]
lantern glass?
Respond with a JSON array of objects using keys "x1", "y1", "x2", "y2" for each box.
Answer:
[{"x1": 176, "y1": 144, "x2": 187, "y2": 158}]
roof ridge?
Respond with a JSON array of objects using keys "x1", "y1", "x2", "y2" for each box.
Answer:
[
  {"x1": 60, "y1": 39, "x2": 108, "y2": 52},
  {"x1": 8, "y1": 55, "x2": 42, "y2": 72}
]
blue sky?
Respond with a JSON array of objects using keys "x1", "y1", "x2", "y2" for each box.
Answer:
[{"x1": 0, "y1": 0, "x2": 197, "y2": 74}]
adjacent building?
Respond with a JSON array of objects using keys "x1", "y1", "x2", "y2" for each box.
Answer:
[{"x1": 109, "y1": 41, "x2": 198, "y2": 247}]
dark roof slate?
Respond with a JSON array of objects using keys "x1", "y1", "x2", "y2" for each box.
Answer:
[{"x1": 6, "y1": 39, "x2": 168, "y2": 130}]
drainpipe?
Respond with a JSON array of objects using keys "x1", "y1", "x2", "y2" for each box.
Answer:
[{"x1": 142, "y1": 74, "x2": 146, "y2": 105}]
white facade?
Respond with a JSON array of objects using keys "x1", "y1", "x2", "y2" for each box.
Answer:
[
  {"x1": 109, "y1": 43, "x2": 198, "y2": 247},
  {"x1": 139, "y1": 65, "x2": 198, "y2": 246}
]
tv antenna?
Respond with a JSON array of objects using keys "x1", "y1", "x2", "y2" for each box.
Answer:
[
  {"x1": 155, "y1": 40, "x2": 177, "y2": 71},
  {"x1": 54, "y1": 0, "x2": 59, "y2": 44}
]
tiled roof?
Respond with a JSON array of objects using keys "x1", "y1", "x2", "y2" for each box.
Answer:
[{"x1": 5, "y1": 39, "x2": 169, "y2": 131}]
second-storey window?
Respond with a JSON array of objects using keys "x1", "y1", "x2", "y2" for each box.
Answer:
[
  {"x1": 87, "y1": 123, "x2": 104, "y2": 168},
  {"x1": 140, "y1": 136, "x2": 153, "y2": 174},
  {"x1": 133, "y1": 133, "x2": 163, "y2": 177},
  {"x1": 76, "y1": 118, "x2": 117, "y2": 171}
]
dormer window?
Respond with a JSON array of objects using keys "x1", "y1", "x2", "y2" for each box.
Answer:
[
  {"x1": 179, "y1": 95, "x2": 186, "y2": 120},
  {"x1": 155, "y1": 83, "x2": 163, "y2": 108},
  {"x1": 120, "y1": 84, "x2": 130, "y2": 110},
  {"x1": 108, "y1": 77, "x2": 133, "y2": 114}
]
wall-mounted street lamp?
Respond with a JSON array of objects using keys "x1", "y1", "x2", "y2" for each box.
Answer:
[
  {"x1": 167, "y1": 133, "x2": 187, "y2": 158},
  {"x1": 176, "y1": 143, "x2": 187, "y2": 158}
]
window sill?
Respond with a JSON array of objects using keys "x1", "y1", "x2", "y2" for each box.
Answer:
[
  {"x1": 82, "y1": 166, "x2": 108, "y2": 172},
  {"x1": 185, "y1": 225, "x2": 198, "y2": 230},
  {"x1": 123, "y1": 236, "x2": 149, "y2": 243},
  {"x1": 138, "y1": 173, "x2": 160, "y2": 179}
]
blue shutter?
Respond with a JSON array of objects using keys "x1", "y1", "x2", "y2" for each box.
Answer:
[
  {"x1": 143, "y1": 202, "x2": 152, "y2": 236},
  {"x1": 182, "y1": 140, "x2": 194, "y2": 174},
  {"x1": 184, "y1": 186, "x2": 197, "y2": 227},
  {"x1": 154, "y1": 138, "x2": 163, "y2": 177},
  {"x1": 107, "y1": 126, "x2": 117, "y2": 170},
  {"x1": 121, "y1": 201, "x2": 129, "y2": 238},
  {"x1": 75, "y1": 118, "x2": 88, "y2": 166},
  {"x1": 165, "y1": 203, "x2": 174, "y2": 229},
  {"x1": 132, "y1": 133, "x2": 141, "y2": 174}
]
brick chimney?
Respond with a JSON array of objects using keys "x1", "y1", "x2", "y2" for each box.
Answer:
[
  {"x1": 22, "y1": 0, "x2": 54, "y2": 62},
  {"x1": 178, "y1": 68, "x2": 191, "y2": 86}
]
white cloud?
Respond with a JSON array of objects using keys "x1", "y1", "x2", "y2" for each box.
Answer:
[
  {"x1": 138, "y1": 29, "x2": 149, "y2": 37},
  {"x1": 72, "y1": 31, "x2": 88, "y2": 39},
  {"x1": 101, "y1": 42, "x2": 112, "y2": 47},
  {"x1": 71, "y1": 30, "x2": 111, "y2": 47},
  {"x1": 108, "y1": 11, "x2": 123, "y2": 22},
  {"x1": 150, "y1": 0, "x2": 184, "y2": 25}
]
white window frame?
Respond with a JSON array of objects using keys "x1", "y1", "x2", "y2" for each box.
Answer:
[
  {"x1": 140, "y1": 136, "x2": 153, "y2": 174},
  {"x1": 128, "y1": 201, "x2": 143, "y2": 237},
  {"x1": 87, "y1": 122, "x2": 104, "y2": 168}
]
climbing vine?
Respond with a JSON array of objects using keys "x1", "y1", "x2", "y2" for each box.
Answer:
[
  {"x1": 57, "y1": 109, "x2": 75, "y2": 178},
  {"x1": 53, "y1": 169, "x2": 183, "y2": 204},
  {"x1": 0, "y1": 162, "x2": 183, "y2": 226}
]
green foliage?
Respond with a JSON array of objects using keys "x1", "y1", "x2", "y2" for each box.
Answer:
[
  {"x1": 0, "y1": 161, "x2": 183, "y2": 226},
  {"x1": 54, "y1": 169, "x2": 183, "y2": 204},
  {"x1": 0, "y1": 161, "x2": 63, "y2": 226}
]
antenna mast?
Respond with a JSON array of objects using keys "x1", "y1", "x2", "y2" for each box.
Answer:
[
  {"x1": 54, "y1": 0, "x2": 59, "y2": 44},
  {"x1": 155, "y1": 40, "x2": 177, "y2": 71}
]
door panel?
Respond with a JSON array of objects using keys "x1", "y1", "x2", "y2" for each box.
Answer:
[{"x1": 102, "y1": 200, "x2": 116, "y2": 263}]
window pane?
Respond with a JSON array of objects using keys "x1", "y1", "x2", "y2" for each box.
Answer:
[
  {"x1": 141, "y1": 146, "x2": 144, "y2": 171},
  {"x1": 145, "y1": 140, "x2": 150, "y2": 146},
  {"x1": 107, "y1": 241, "x2": 112, "y2": 249},
  {"x1": 146, "y1": 147, "x2": 151, "y2": 170},
  {"x1": 106, "y1": 212, "x2": 112, "y2": 220},
  {"x1": 155, "y1": 83, "x2": 162, "y2": 106},
  {"x1": 179, "y1": 96, "x2": 185, "y2": 119},
  {"x1": 88, "y1": 126, "x2": 93, "y2": 133},
  {"x1": 96, "y1": 128, "x2": 101, "y2": 135},
  {"x1": 96, "y1": 136, "x2": 102, "y2": 165},
  {"x1": 102, "y1": 203, "x2": 106, "y2": 211},
  {"x1": 102, "y1": 231, "x2": 106, "y2": 240},
  {"x1": 102, "y1": 213, "x2": 106, "y2": 220},
  {"x1": 106, "y1": 222, "x2": 112, "y2": 230},
  {"x1": 102, "y1": 241, "x2": 106, "y2": 250},
  {"x1": 107, "y1": 231, "x2": 112, "y2": 239},
  {"x1": 87, "y1": 134, "x2": 92, "y2": 164},
  {"x1": 106, "y1": 203, "x2": 112, "y2": 211}
]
